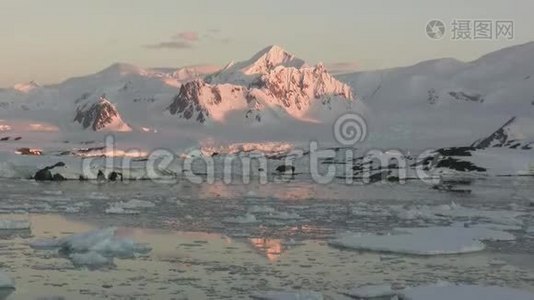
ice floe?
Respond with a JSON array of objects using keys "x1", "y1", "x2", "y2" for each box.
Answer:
[
  {"x1": 248, "y1": 205, "x2": 276, "y2": 213},
  {"x1": 223, "y1": 213, "x2": 258, "y2": 224},
  {"x1": 251, "y1": 290, "x2": 323, "y2": 300},
  {"x1": 69, "y1": 251, "x2": 112, "y2": 267},
  {"x1": 400, "y1": 282, "x2": 534, "y2": 300},
  {"x1": 264, "y1": 211, "x2": 302, "y2": 220},
  {"x1": 116, "y1": 199, "x2": 155, "y2": 209},
  {"x1": 30, "y1": 227, "x2": 151, "y2": 267},
  {"x1": 0, "y1": 219, "x2": 30, "y2": 230},
  {"x1": 329, "y1": 223, "x2": 516, "y2": 255},
  {"x1": 105, "y1": 199, "x2": 155, "y2": 214},
  {"x1": 0, "y1": 272, "x2": 15, "y2": 299},
  {"x1": 87, "y1": 192, "x2": 109, "y2": 200},
  {"x1": 105, "y1": 206, "x2": 139, "y2": 215},
  {"x1": 344, "y1": 284, "x2": 396, "y2": 299}
]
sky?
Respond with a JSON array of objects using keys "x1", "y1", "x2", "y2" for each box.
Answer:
[{"x1": 0, "y1": 0, "x2": 533, "y2": 87}]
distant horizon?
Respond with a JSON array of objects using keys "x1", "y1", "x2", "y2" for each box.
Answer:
[
  {"x1": 2, "y1": 0, "x2": 533, "y2": 87},
  {"x1": 2, "y1": 40, "x2": 532, "y2": 89}
]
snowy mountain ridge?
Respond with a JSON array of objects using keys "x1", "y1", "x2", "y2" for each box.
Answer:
[{"x1": 168, "y1": 45, "x2": 357, "y2": 124}]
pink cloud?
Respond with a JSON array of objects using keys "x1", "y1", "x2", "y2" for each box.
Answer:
[
  {"x1": 144, "y1": 41, "x2": 192, "y2": 49},
  {"x1": 174, "y1": 31, "x2": 199, "y2": 42}
]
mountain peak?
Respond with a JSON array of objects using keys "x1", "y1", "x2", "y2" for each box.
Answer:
[
  {"x1": 74, "y1": 95, "x2": 131, "y2": 132},
  {"x1": 252, "y1": 45, "x2": 289, "y2": 59},
  {"x1": 245, "y1": 45, "x2": 305, "y2": 75},
  {"x1": 98, "y1": 63, "x2": 146, "y2": 77},
  {"x1": 12, "y1": 81, "x2": 40, "y2": 93}
]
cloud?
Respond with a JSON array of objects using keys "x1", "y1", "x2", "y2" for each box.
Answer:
[
  {"x1": 144, "y1": 41, "x2": 192, "y2": 49},
  {"x1": 174, "y1": 31, "x2": 199, "y2": 42},
  {"x1": 144, "y1": 29, "x2": 231, "y2": 50}
]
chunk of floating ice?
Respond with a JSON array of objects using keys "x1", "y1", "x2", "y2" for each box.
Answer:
[
  {"x1": 105, "y1": 199, "x2": 155, "y2": 214},
  {"x1": 248, "y1": 205, "x2": 276, "y2": 213},
  {"x1": 401, "y1": 283, "x2": 534, "y2": 300},
  {"x1": 105, "y1": 206, "x2": 139, "y2": 215},
  {"x1": 345, "y1": 284, "x2": 396, "y2": 299},
  {"x1": 64, "y1": 206, "x2": 80, "y2": 213},
  {"x1": 264, "y1": 211, "x2": 301, "y2": 220},
  {"x1": 69, "y1": 252, "x2": 112, "y2": 267},
  {"x1": 0, "y1": 271, "x2": 15, "y2": 299},
  {"x1": 0, "y1": 271, "x2": 15, "y2": 289},
  {"x1": 87, "y1": 192, "x2": 109, "y2": 200},
  {"x1": 42, "y1": 190, "x2": 63, "y2": 196},
  {"x1": 30, "y1": 227, "x2": 151, "y2": 267},
  {"x1": 329, "y1": 223, "x2": 515, "y2": 255},
  {"x1": 251, "y1": 290, "x2": 323, "y2": 300},
  {"x1": 223, "y1": 213, "x2": 258, "y2": 224},
  {"x1": 0, "y1": 219, "x2": 30, "y2": 230},
  {"x1": 118, "y1": 199, "x2": 155, "y2": 209}
]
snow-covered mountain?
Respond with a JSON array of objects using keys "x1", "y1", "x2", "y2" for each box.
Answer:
[
  {"x1": 168, "y1": 45, "x2": 357, "y2": 124},
  {"x1": 337, "y1": 42, "x2": 534, "y2": 148},
  {"x1": 74, "y1": 96, "x2": 131, "y2": 132},
  {"x1": 0, "y1": 42, "x2": 532, "y2": 155},
  {"x1": 12, "y1": 81, "x2": 41, "y2": 93},
  {"x1": 0, "y1": 46, "x2": 358, "y2": 133}
]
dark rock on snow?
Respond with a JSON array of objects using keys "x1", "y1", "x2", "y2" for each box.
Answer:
[{"x1": 34, "y1": 162, "x2": 66, "y2": 181}]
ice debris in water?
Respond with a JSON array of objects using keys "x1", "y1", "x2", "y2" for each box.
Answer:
[
  {"x1": 0, "y1": 219, "x2": 30, "y2": 230},
  {"x1": 87, "y1": 192, "x2": 109, "y2": 200},
  {"x1": 105, "y1": 206, "x2": 139, "y2": 215},
  {"x1": 400, "y1": 282, "x2": 534, "y2": 300},
  {"x1": 345, "y1": 284, "x2": 396, "y2": 299},
  {"x1": 105, "y1": 199, "x2": 155, "y2": 215},
  {"x1": 248, "y1": 205, "x2": 276, "y2": 213},
  {"x1": 30, "y1": 227, "x2": 151, "y2": 267},
  {"x1": 115, "y1": 199, "x2": 155, "y2": 209},
  {"x1": 251, "y1": 290, "x2": 323, "y2": 300},
  {"x1": 42, "y1": 190, "x2": 63, "y2": 196},
  {"x1": 223, "y1": 213, "x2": 258, "y2": 224},
  {"x1": 329, "y1": 223, "x2": 516, "y2": 255},
  {"x1": 0, "y1": 271, "x2": 15, "y2": 299},
  {"x1": 69, "y1": 252, "x2": 112, "y2": 267},
  {"x1": 264, "y1": 211, "x2": 301, "y2": 220}
]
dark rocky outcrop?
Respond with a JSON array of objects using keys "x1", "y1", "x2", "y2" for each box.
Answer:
[
  {"x1": 97, "y1": 170, "x2": 106, "y2": 181},
  {"x1": 471, "y1": 117, "x2": 517, "y2": 149},
  {"x1": 435, "y1": 157, "x2": 487, "y2": 172},
  {"x1": 436, "y1": 147, "x2": 476, "y2": 157},
  {"x1": 168, "y1": 80, "x2": 211, "y2": 123},
  {"x1": 34, "y1": 162, "x2": 66, "y2": 181},
  {"x1": 74, "y1": 96, "x2": 128, "y2": 131},
  {"x1": 432, "y1": 184, "x2": 472, "y2": 194},
  {"x1": 108, "y1": 171, "x2": 123, "y2": 182},
  {"x1": 52, "y1": 174, "x2": 66, "y2": 181},
  {"x1": 275, "y1": 165, "x2": 295, "y2": 175},
  {"x1": 16, "y1": 148, "x2": 42, "y2": 156}
]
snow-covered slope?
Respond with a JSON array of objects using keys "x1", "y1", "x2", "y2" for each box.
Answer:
[
  {"x1": 0, "y1": 43, "x2": 533, "y2": 158},
  {"x1": 0, "y1": 63, "x2": 222, "y2": 133},
  {"x1": 74, "y1": 96, "x2": 131, "y2": 132},
  {"x1": 13, "y1": 81, "x2": 41, "y2": 93},
  {"x1": 338, "y1": 42, "x2": 534, "y2": 148},
  {"x1": 206, "y1": 45, "x2": 307, "y2": 85}
]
